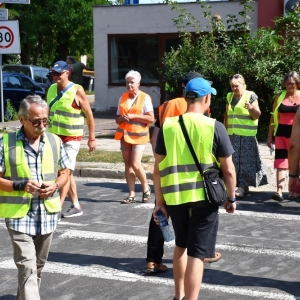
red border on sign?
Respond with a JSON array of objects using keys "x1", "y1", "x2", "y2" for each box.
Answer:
[{"x1": 0, "y1": 26, "x2": 14, "y2": 49}]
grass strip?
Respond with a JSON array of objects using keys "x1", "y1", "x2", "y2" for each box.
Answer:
[{"x1": 77, "y1": 148, "x2": 153, "y2": 163}]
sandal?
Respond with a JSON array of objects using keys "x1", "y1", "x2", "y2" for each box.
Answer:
[
  {"x1": 271, "y1": 192, "x2": 284, "y2": 202},
  {"x1": 244, "y1": 187, "x2": 250, "y2": 195},
  {"x1": 235, "y1": 187, "x2": 244, "y2": 199},
  {"x1": 288, "y1": 193, "x2": 297, "y2": 200},
  {"x1": 142, "y1": 186, "x2": 151, "y2": 203},
  {"x1": 121, "y1": 196, "x2": 136, "y2": 204}
]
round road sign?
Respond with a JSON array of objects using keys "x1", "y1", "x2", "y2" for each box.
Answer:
[{"x1": 0, "y1": 26, "x2": 14, "y2": 49}]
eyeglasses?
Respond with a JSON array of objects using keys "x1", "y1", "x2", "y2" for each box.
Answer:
[
  {"x1": 230, "y1": 85, "x2": 240, "y2": 88},
  {"x1": 27, "y1": 118, "x2": 49, "y2": 127},
  {"x1": 286, "y1": 81, "x2": 296, "y2": 85},
  {"x1": 52, "y1": 71, "x2": 65, "y2": 76}
]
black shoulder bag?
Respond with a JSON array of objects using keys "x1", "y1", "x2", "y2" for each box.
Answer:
[{"x1": 178, "y1": 115, "x2": 228, "y2": 206}]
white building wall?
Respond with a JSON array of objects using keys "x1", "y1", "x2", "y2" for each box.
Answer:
[{"x1": 93, "y1": 2, "x2": 258, "y2": 111}]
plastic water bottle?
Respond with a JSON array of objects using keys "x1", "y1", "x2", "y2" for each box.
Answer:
[{"x1": 157, "y1": 211, "x2": 174, "y2": 242}]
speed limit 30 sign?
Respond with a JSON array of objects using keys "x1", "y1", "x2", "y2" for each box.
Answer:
[{"x1": 0, "y1": 20, "x2": 20, "y2": 54}]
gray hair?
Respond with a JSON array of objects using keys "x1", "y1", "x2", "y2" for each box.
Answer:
[
  {"x1": 125, "y1": 70, "x2": 141, "y2": 82},
  {"x1": 18, "y1": 95, "x2": 49, "y2": 119},
  {"x1": 282, "y1": 71, "x2": 300, "y2": 89}
]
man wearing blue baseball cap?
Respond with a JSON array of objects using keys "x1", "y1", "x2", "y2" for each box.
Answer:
[
  {"x1": 153, "y1": 77, "x2": 237, "y2": 300},
  {"x1": 47, "y1": 60, "x2": 96, "y2": 219}
]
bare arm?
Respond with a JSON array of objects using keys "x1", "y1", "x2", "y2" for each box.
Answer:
[
  {"x1": 267, "y1": 96, "x2": 278, "y2": 148},
  {"x1": 288, "y1": 107, "x2": 300, "y2": 196},
  {"x1": 223, "y1": 104, "x2": 228, "y2": 129},
  {"x1": 246, "y1": 99, "x2": 261, "y2": 120},
  {"x1": 150, "y1": 126, "x2": 159, "y2": 155},
  {"x1": 219, "y1": 155, "x2": 237, "y2": 213},
  {"x1": 38, "y1": 168, "x2": 70, "y2": 199},
  {"x1": 153, "y1": 153, "x2": 168, "y2": 224},
  {"x1": 76, "y1": 87, "x2": 96, "y2": 151},
  {"x1": 127, "y1": 111, "x2": 154, "y2": 124}
]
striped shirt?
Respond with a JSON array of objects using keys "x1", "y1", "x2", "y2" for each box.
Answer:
[{"x1": 0, "y1": 128, "x2": 71, "y2": 235}]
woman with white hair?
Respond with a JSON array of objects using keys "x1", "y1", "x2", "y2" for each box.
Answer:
[{"x1": 115, "y1": 70, "x2": 154, "y2": 204}]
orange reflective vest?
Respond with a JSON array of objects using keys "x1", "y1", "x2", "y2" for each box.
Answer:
[
  {"x1": 158, "y1": 97, "x2": 187, "y2": 127},
  {"x1": 158, "y1": 97, "x2": 211, "y2": 127},
  {"x1": 114, "y1": 91, "x2": 150, "y2": 144}
]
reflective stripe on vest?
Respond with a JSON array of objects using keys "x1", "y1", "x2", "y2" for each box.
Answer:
[
  {"x1": 271, "y1": 91, "x2": 287, "y2": 136},
  {"x1": 114, "y1": 91, "x2": 150, "y2": 144},
  {"x1": 47, "y1": 83, "x2": 84, "y2": 136},
  {"x1": 158, "y1": 98, "x2": 187, "y2": 127},
  {"x1": 0, "y1": 132, "x2": 61, "y2": 218},
  {"x1": 227, "y1": 90, "x2": 258, "y2": 136},
  {"x1": 159, "y1": 114, "x2": 218, "y2": 205}
]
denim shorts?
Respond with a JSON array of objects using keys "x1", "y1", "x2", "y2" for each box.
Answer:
[{"x1": 167, "y1": 203, "x2": 219, "y2": 259}]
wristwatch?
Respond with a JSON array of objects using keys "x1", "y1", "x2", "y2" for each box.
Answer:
[
  {"x1": 289, "y1": 174, "x2": 299, "y2": 178},
  {"x1": 227, "y1": 197, "x2": 236, "y2": 203}
]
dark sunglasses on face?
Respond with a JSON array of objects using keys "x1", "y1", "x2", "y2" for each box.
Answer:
[
  {"x1": 27, "y1": 118, "x2": 49, "y2": 127},
  {"x1": 52, "y1": 71, "x2": 65, "y2": 76}
]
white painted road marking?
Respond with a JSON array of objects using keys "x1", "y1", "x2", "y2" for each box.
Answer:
[
  {"x1": 135, "y1": 204, "x2": 300, "y2": 221},
  {"x1": 59, "y1": 230, "x2": 300, "y2": 258},
  {"x1": 0, "y1": 259, "x2": 295, "y2": 299}
]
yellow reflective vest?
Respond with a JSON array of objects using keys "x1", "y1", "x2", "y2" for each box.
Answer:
[
  {"x1": 159, "y1": 113, "x2": 218, "y2": 206},
  {"x1": 0, "y1": 131, "x2": 61, "y2": 218},
  {"x1": 271, "y1": 91, "x2": 287, "y2": 136},
  {"x1": 47, "y1": 83, "x2": 84, "y2": 137},
  {"x1": 227, "y1": 90, "x2": 258, "y2": 136}
]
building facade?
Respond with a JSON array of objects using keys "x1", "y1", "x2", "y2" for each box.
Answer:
[{"x1": 93, "y1": 0, "x2": 284, "y2": 111}]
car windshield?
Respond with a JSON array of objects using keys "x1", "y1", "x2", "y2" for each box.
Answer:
[{"x1": 2, "y1": 66, "x2": 31, "y2": 77}]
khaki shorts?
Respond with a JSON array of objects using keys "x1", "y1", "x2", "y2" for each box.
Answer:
[
  {"x1": 63, "y1": 141, "x2": 81, "y2": 171},
  {"x1": 120, "y1": 138, "x2": 146, "y2": 152}
]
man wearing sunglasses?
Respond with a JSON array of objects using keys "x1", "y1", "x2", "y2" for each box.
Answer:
[
  {"x1": 0, "y1": 95, "x2": 71, "y2": 300},
  {"x1": 47, "y1": 61, "x2": 96, "y2": 218}
]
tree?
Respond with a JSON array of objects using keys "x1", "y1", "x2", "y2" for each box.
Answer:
[
  {"x1": 161, "y1": 0, "x2": 300, "y2": 140},
  {"x1": 3, "y1": 0, "x2": 115, "y2": 67}
]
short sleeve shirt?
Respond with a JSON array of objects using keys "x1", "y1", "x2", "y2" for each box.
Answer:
[{"x1": 155, "y1": 119, "x2": 234, "y2": 158}]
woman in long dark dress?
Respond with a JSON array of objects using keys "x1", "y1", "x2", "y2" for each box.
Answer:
[{"x1": 225, "y1": 74, "x2": 268, "y2": 198}]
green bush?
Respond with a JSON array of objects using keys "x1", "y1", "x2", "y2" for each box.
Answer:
[
  {"x1": 4, "y1": 100, "x2": 18, "y2": 122},
  {"x1": 161, "y1": 0, "x2": 300, "y2": 141}
]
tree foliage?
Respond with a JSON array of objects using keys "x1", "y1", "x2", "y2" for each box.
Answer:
[
  {"x1": 161, "y1": 0, "x2": 300, "y2": 141},
  {"x1": 3, "y1": 0, "x2": 117, "y2": 68}
]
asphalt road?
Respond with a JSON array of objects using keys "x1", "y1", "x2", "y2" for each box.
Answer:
[{"x1": 1, "y1": 177, "x2": 300, "y2": 300}]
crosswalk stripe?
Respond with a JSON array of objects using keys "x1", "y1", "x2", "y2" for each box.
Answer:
[
  {"x1": 59, "y1": 230, "x2": 300, "y2": 258},
  {"x1": 134, "y1": 204, "x2": 300, "y2": 221},
  {"x1": 0, "y1": 259, "x2": 295, "y2": 300}
]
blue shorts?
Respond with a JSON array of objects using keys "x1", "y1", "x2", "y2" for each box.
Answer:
[{"x1": 167, "y1": 203, "x2": 219, "y2": 259}]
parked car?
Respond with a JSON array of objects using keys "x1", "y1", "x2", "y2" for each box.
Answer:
[
  {"x1": 2, "y1": 64, "x2": 49, "y2": 90},
  {"x1": 2, "y1": 72, "x2": 46, "y2": 120}
]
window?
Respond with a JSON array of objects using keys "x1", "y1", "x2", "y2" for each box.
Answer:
[
  {"x1": 21, "y1": 76, "x2": 34, "y2": 90},
  {"x1": 7, "y1": 75, "x2": 23, "y2": 89},
  {"x1": 109, "y1": 35, "x2": 159, "y2": 85},
  {"x1": 108, "y1": 33, "x2": 181, "y2": 103}
]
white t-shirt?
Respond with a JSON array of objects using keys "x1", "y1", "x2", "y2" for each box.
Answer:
[{"x1": 116, "y1": 92, "x2": 153, "y2": 115}]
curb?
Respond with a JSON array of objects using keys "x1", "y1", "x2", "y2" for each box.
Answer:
[{"x1": 74, "y1": 167, "x2": 153, "y2": 180}]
